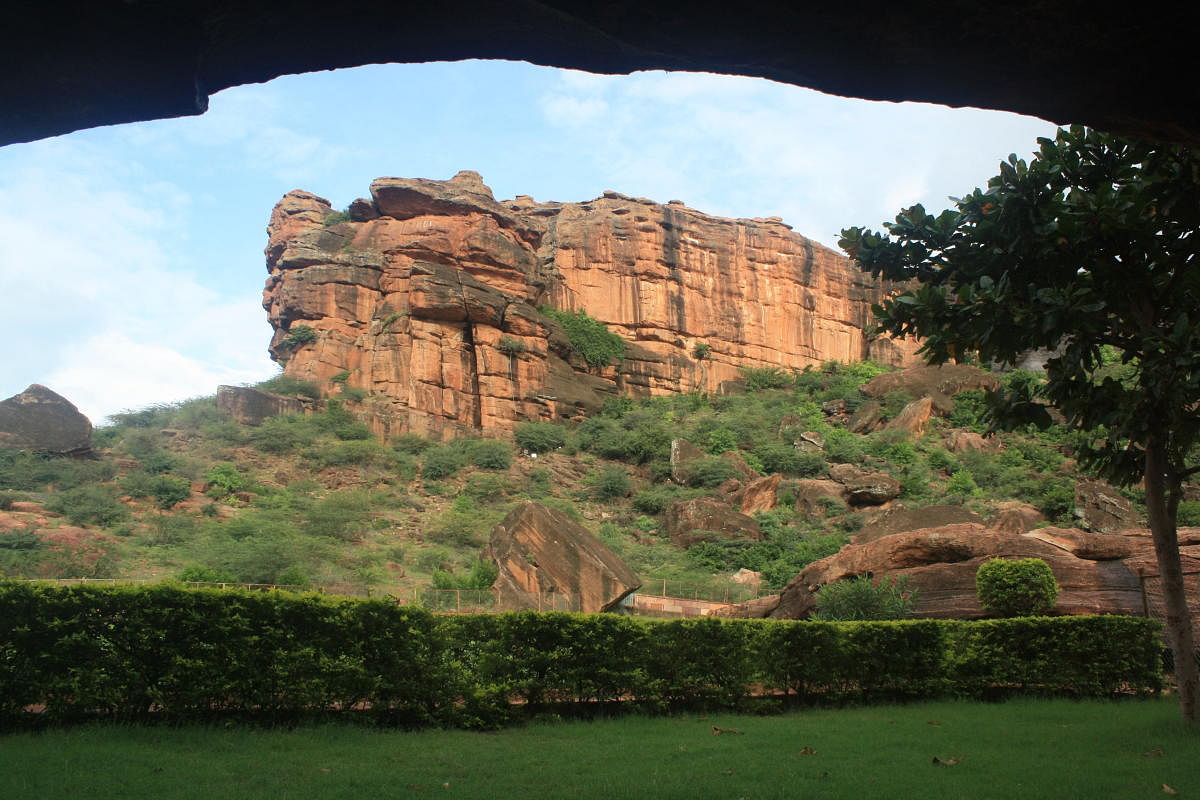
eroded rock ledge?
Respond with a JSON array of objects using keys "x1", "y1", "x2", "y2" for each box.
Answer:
[{"x1": 264, "y1": 171, "x2": 919, "y2": 436}]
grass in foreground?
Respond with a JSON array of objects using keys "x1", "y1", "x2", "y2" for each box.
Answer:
[{"x1": 1, "y1": 699, "x2": 1196, "y2": 799}]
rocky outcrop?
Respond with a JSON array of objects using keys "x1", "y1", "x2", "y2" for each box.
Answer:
[
  {"x1": 853, "y1": 504, "x2": 983, "y2": 543},
  {"x1": 738, "y1": 473, "x2": 781, "y2": 515},
  {"x1": 216, "y1": 385, "x2": 315, "y2": 426},
  {"x1": 828, "y1": 463, "x2": 901, "y2": 506},
  {"x1": 861, "y1": 363, "x2": 999, "y2": 411},
  {"x1": 263, "y1": 172, "x2": 920, "y2": 436},
  {"x1": 0, "y1": 385, "x2": 92, "y2": 455},
  {"x1": 1074, "y1": 479, "x2": 1139, "y2": 532},
  {"x1": 488, "y1": 502, "x2": 640, "y2": 613},
  {"x1": 747, "y1": 525, "x2": 1200, "y2": 620},
  {"x1": 663, "y1": 498, "x2": 762, "y2": 547}
]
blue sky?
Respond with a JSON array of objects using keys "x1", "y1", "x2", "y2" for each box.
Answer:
[{"x1": 0, "y1": 60, "x2": 1057, "y2": 423}]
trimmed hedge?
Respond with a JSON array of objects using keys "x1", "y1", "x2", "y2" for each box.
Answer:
[{"x1": 0, "y1": 583, "x2": 1163, "y2": 727}]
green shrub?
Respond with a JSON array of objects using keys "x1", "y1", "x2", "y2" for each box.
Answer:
[
  {"x1": 812, "y1": 576, "x2": 918, "y2": 621},
  {"x1": 705, "y1": 428, "x2": 738, "y2": 455},
  {"x1": 330, "y1": 370, "x2": 351, "y2": 385},
  {"x1": 0, "y1": 490, "x2": 16, "y2": 511},
  {"x1": 301, "y1": 490, "x2": 372, "y2": 541},
  {"x1": 248, "y1": 414, "x2": 319, "y2": 454},
  {"x1": 426, "y1": 500, "x2": 499, "y2": 547},
  {"x1": 432, "y1": 559, "x2": 499, "y2": 590},
  {"x1": 177, "y1": 565, "x2": 237, "y2": 583},
  {"x1": 514, "y1": 422, "x2": 567, "y2": 454},
  {"x1": 975, "y1": 557, "x2": 1060, "y2": 617},
  {"x1": 584, "y1": 465, "x2": 631, "y2": 500},
  {"x1": 306, "y1": 440, "x2": 386, "y2": 469},
  {"x1": 149, "y1": 475, "x2": 192, "y2": 510},
  {"x1": 422, "y1": 446, "x2": 467, "y2": 480},
  {"x1": 323, "y1": 210, "x2": 351, "y2": 226},
  {"x1": 392, "y1": 433, "x2": 432, "y2": 455},
  {"x1": 497, "y1": 336, "x2": 526, "y2": 356},
  {"x1": 739, "y1": 366, "x2": 793, "y2": 390},
  {"x1": 948, "y1": 389, "x2": 989, "y2": 432},
  {"x1": 632, "y1": 486, "x2": 679, "y2": 515},
  {"x1": 752, "y1": 442, "x2": 825, "y2": 476},
  {"x1": 467, "y1": 439, "x2": 512, "y2": 470},
  {"x1": 44, "y1": 486, "x2": 128, "y2": 528},
  {"x1": 204, "y1": 463, "x2": 248, "y2": 497},
  {"x1": 1177, "y1": 499, "x2": 1200, "y2": 526},
  {"x1": 523, "y1": 468, "x2": 552, "y2": 498},
  {"x1": 678, "y1": 456, "x2": 740, "y2": 488},
  {"x1": 255, "y1": 374, "x2": 322, "y2": 400},
  {"x1": 462, "y1": 474, "x2": 511, "y2": 502},
  {"x1": 0, "y1": 451, "x2": 117, "y2": 491},
  {"x1": 692, "y1": 342, "x2": 712, "y2": 360},
  {"x1": 281, "y1": 324, "x2": 318, "y2": 350},
  {"x1": 541, "y1": 307, "x2": 626, "y2": 368},
  {"x1": 945, "y1": 469, "x2": 983, "y2": 499}
]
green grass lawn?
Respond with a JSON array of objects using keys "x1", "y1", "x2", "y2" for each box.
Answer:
[{"x1": 1, "y1": 699, "x2": 1195, "y2": 799}]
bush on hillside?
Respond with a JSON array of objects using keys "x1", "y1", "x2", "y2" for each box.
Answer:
[
  {"x1": 514, "y1": 422, "x2": 567, "y2": 454},
  {"x1": 204, "y1": 463, "x2": 248, "y2": 497},
  {"x1": 679, "y1": 456, "x2": 740, "y2": 488},
  {"x1": 422, "y1": 446, "x2": 468, "y2": 480},
  {"x1": 432, "y1": 559, "x2": 499, "y2": 590},
  {"x1": 44, "y1": 486, "x2": 128, "y2": 528},
  {"x1": 466, "y1": 439, "x2": 512, "y2": 470},
  {"x1": 256, "y1": 374, "x2": 322, "y2": 400},
  {"x1": 392, "y1": 433, "x2": 432, "y2": 455},
  {"x1": 975, "y1": 557, "x2": 1059, "y2": 617},
  {"x1": 149, "y1": 475, "x2": 192, "y2": 510},
  {"x1": 583, "y1": 465, "x2": 631, "y2": 500}
]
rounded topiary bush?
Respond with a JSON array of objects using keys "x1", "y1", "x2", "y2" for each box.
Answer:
[{"x1": 975, "y1": 557, "x2": 1059, "y2": 617}]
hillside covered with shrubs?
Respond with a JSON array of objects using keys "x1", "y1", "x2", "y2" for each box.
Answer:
[{"x1": 0, "y1": 361, "x2": 1151, "y2": 598}]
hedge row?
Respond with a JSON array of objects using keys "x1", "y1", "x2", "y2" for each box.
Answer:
[{"x1": 0, "y1": 584, "x2": 1163, "y2": 727}]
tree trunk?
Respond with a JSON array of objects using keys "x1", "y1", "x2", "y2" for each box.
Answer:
[{"x1": 1144, "y1": 439, "x2": 1198, "y2": 723}]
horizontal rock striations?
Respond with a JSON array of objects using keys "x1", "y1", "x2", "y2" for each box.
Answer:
[{"x1": 263, "y1": 171, "x2": 920, "y2": 435}]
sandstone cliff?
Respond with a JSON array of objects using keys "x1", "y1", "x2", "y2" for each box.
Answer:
[{"x1": 263, "y1": 171, "x2": 919, "y2": 435}]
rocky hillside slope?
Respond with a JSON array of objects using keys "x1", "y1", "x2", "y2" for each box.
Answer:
[{"x1": 264, "y1": 171, "x2": 919, "y2": 436}]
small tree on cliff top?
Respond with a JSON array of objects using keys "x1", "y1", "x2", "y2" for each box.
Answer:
[{"x1": 840, "y1": 126, "x2": 1200, "y2": 722}]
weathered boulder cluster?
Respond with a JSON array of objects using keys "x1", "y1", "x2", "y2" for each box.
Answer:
[{"x1": 263, "y1": 171, "x2": 920, "y2": 437}]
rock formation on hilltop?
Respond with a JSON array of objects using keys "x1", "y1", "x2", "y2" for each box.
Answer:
[
  {"x1": 263, "y1": 171, "x2": 920, "y2": 436},
  {"x1": 0, "y1": 385, "x2": 92, "y2": 455}
]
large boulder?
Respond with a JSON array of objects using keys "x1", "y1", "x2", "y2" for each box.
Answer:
[
  {"x1": 762, "y1": 524, "x2": 1200, "y2": 620},
  {"x1": 737, "y1": 473, "x2": 781, "y2": 515},
  {"x1": 670, "y1": 439, "x2": 706, "y2": 484},
  {"x1": 663, "y1": 497, "x2": 762, "y2": 547},
  {"x1": 884, "y1": 396, "x2": 935, "y2": 436},
  {"x1": 488, "y1": 502, "x2": 640, "y2": 613},
  {"x1": 861, "y1": 363, "x2": 999, "y2": 414},
  {"x1": 988, "y1": 501, "x2": 1045, "y2": 535},
  {"x1": 0, "y1": 385, "x2": 92, "y2": 455},
  {"x1": 793, "y1": 479, "x2": 847, "y2": 515},
  {"x1": 828, "y1": 463, "x2": 901, "y2": 506},
  {"x1": 853, "y1": 504, "x2": 982, "y2": 543},
  {"x1": 216, "y1": 385, "x2": 314, "y2": 426},
  {"x1": 1074, "y1": 479, "x2": 1139, "y2": 532}
]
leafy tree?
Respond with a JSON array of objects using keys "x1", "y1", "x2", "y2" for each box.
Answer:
[{"x1": 840, "y1": 126, "x2": 1200, "y2": 721}]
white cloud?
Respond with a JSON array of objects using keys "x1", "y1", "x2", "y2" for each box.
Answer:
[
  {"x1": 44, "y1": 332, "x2": 269, "y2": 424},
  {"x1": 536, "y1": 70, "x2": 1059, "y2": 247},
  {"x1": 0, "y1": 138, "x2": 274, "y2": 424},
  {"x1": 539, "y1": 94, "x2": 610, "y2": 127}
]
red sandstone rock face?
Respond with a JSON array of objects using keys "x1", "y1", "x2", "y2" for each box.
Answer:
[
  {"x1": 488, "y1": 502, "x2": 640, "y2": 613},
  {"x1": 263, "y1": 171, "x2": 920, "y2": 436},
  {"x1": 759, "y1": 525, "x2": 1200, "y2": 620}
]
